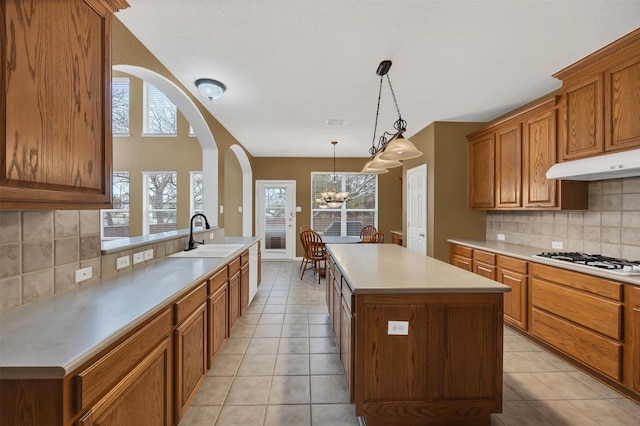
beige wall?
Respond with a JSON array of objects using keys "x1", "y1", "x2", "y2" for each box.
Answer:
[
  {"x1": 403, "y1": 122, "x2": 487, "y2": 261},
  {"x1": 112, "y1": 73, "x2": 202, "y2": 235},
  {"x1": 223, "y1": 149, "x2": 244, "y2": 236},
  {"x1": 253, "y1": 157, "x2": 402, "y2": 257}
]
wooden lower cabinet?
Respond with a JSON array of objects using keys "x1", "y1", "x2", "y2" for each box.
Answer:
[
  {"x1": 208, "y1": 284, "x2": 228, "y2": 369},
  {"x1": 228, "y1": 271, "x2": 240, "y2": 333},
  {"x1": 448, "y1": 243, "x2": 472, "y2": 272},
  {"x1": 78, "y1": 337, "x2": 172, "y2": 426},
  {"x1": 174, "y1": 283, "x2": 208, "y2": 423},
  {"x1": 240, "y1": 263, "x2": 250, "y2": 314},
  {"x1": 473, "y1": 249, "x2": 497, "y2": 280},
  {"x1": 633, "y1": 287, "x2": 640, "y2": 393},
  {"x1": 340, "y1": 284, "x2": 355, "y2": 403},
  {"x1": 332, "y1": 277, "x2": 342, "y2": 345},
  {"x1": 497, "y1": 256, "x2": 528, "y2": 330}
]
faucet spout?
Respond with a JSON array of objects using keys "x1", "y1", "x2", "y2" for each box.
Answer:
[{"x1": 186, "y1": 213, "x2": 211, "y2": 251}]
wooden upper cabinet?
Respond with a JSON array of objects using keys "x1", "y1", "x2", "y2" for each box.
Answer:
[
  {"x1": 468, "y1": 133, "x2": 495, "y2": 209},
  {"x1": 495, "y1": 124, "x2": 522, "y2": 208},
  {"x1": 523, "y1": 98, "x2": 558, "y2": 207},
  {"x1": 0, "y1": 0, "x2": 129, "y2": 209},
  {"x1": 554, "y1": 28, "x2": 640, "y2": 160}
]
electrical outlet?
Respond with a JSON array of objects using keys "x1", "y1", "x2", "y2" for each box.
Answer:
[
  {"x1": 219, "y1": 205, "x2": 224, "y2": 214},
  {"x1": 387, "y1": 321, "x2": 409, "y2": 335},
  {"x1": 209, "y1": 232, "x2": 215, "y2": 240},
  {"x1": 144, "y1": 249, "x2": 154, "y2": 261},
  {"x1": 133, "y1": 252, "x2": 144, "y2": 264},
  {"x1": 552, "y1": 241, "x2": 564, "y2": 250},
  {"x1": 497, "y1": 233, "x2": 506, "y2": 241},
  {"x1": 75, "y1": 266, "x2": 92, "y2": 283},
  {"x1": 117, "y1": 256, "x2": 130, "y2": 270},
  {"x1": 238, "y1": 206, "x2": 243, "y2": 212}
]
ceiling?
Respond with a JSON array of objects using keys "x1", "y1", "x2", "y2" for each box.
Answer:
[{"x1": 116, "y1": 1, "x2": 640, "y2": 158}]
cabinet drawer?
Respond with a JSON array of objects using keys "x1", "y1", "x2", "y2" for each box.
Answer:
[
  {"x1": 532, "y1": 263, "x2": 622, "y2": 301},
  {"x1": 531, "y1": 308, "x2": 621, "y2": 380},
  {"x1": 241, "y1": 250, "x2": 249, "y2": 266},
  {"x1": 473, "y1": 250, "x2": 496, "y2": 265},
  {"x1": 532, "y1": 279, "x2": 622, "y2": 340},
  {"x1": 174, "y1": 282, "x2": 208, "y2": 325},
  {"x1": 229, "y1": 257, "x2": 241, "y2": 277},
  {"x1": 74, "y1": 308, "x2": 172, "y2": 412},
  {"x1": 497, "y1": 256, "x2": 527, "y2": 274},
  {"x1": 209, "y1": 267, "x2": 228, "y2": 294},
  {"x1": 450, "y1": 244, "x2": 472, "y2": 258},
  {"x1": 341, "y1": 280, "x2": 354, "y2": 313},
  {"x1": 634, "y1": 287, "x2": 640, "y2": 308}
]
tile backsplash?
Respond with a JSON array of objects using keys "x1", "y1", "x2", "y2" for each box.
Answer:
[
  {"x1": 0, "y1": 211, "x2": 224, "y2": 312},
  {"x1": 486, "y1": 177, "x2": 640, "y2": 260}
]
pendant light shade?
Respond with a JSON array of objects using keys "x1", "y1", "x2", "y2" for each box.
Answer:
[
  {"x1": 361, "y1": 160, "x2": 389, "y2": 174},
  {"x1": 378, "y1": 135, "x2": 423, "y2": 161},
  {"x1": 195, "y1": 78, "x2": 226, "y2": 101},
  {"x1": 368, "y1": 150, "x2": 403, "y2": 169},
  {"x1": 321, "y1": 141, "x2": 349, "y2": 208}
]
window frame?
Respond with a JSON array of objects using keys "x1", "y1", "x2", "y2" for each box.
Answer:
[
  {"x1": 142, "y1": 81, "x2": 178, "y2": 136},
  {"x1": 142, "y1": 171, "x2": 178, "y2": 235}
]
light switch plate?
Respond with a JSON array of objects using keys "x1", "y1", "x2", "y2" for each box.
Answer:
[
  {"x1": 117, "y1": 256, "x2": 130, "y2": 270},
  {"x1": 144, "y1": 249, "x2": 154, "y2": 261},
  {"x1": 388, "y1": 321, "x2": 409, "y2": 335},
  {"x1": 133, "y1": 252, "x2": 144, "y2": 264},
  {"x1": 75, "y1": 266, "x2": 92, "y2": 283},
  {"x1": 296, "y1": 206, "x2": 302, "y2": 212},
  {"x1": 552, "y1": 241, "x2": 564, "y2": 250},
  {"x1": 219, "y1": 205, "x2": 224, "y2": 214}
]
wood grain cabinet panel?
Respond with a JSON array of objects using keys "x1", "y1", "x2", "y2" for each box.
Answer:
[
  {"x1": 633, "y1": 287, "x2": 640, "y2": 393},
  {"x1": 78, "y1": 337, "x2": 172, "y2": 426},
  {"x1": 228, "y1": 271, "x2": 240, "y2": 333},
  {"x1": 497, "y1": 256, "x2": 528, "y2": 330},
  {"x1": 606, "y1": 56, "x2": 640, "y2": 151},
  {"x1": 208, "y1": 283, "x2": 228, "y2": 369},
  {"x1": 240, "y1": 263, "x2": 249, "y2": 314},
  {"x1": 468, "y1": 134, "x2": 495, "y2": 209},
  {"x1": 332, "y1": 278, "x2": 342, "y2": 346},
  {"x1": 495, "y1": 124, "x2": 522, "y2": 208},
  {"x1": 560, "y1": 75, "x2": 604, "y2": 159},
  {"x1": 340, "y1": 297, "x2": 354, "y2": 403},
  {"x1": 523, "y1": 104, "x2": 557, "y2": 207},
  {"x1": 473, "y1": 249, "x2": 497, "y2": 281},
  {"x1": 0, "y1": 0, "x2": 128, "y2": 209},
  {"x1": 448, "y1": 243, "x2": 473, "y2": 272}
]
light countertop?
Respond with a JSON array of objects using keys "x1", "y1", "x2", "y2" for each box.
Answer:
[
  {"x1": 326, "y1": 243, "x2": 511, "y2": 294},
  {"x1": 448, "y1": 239, "x2": 640, "y2": 286},
  {"x1": 0, "y1": 237, "x2": 259, "y2": 380}
]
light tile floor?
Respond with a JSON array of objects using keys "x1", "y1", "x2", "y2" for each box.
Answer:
[{"x1": 179, "y1": 261, "x2": 640, "y2": 426}]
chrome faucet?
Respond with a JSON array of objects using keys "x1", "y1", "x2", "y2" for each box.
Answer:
[{"x1": 186, "y1": 213, "x2": 211, "y2": 251}]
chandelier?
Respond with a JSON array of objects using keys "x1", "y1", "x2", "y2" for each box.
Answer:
[
  {"x1": 320, "y1": 141, "x2": 350, "y2": 208},
  {"x1": 361, "y1": 60, "x2": 422, "y2": 174}
]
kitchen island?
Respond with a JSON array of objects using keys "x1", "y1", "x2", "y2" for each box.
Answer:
[{"x1": 325, "y1": 243, "x2": 511, "y2": 426}]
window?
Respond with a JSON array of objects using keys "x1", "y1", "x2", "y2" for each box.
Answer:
[
  {"x1": 112, "y1": 78, "x2": 130, "y2": 135},
  {"x1": 101, "y1": 172, "x2": 130, "y2": 240},
  {"x1": 143, "y1": 172, "x2": 177, "y2": 235},
  {"x1": 190, "y1": 172, "x2": 204, "y2": 227},
  {"x1": 311, "y1": 172, "x2": 377, "y2": 236},
  {"x1": 143, "y1": 82, "x2": 177, "y2": 135}
]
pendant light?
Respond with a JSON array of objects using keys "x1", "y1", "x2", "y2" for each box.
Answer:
[
  {"x1": 361, "y1": 60, "x2": 422, "y2": 174},
  {"x1": 321, "y1": 141, "x2": 349, "y2": 208}
]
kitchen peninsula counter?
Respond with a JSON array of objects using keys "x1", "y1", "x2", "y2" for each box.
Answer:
[{"x1": 325, "y1": 243, "x2": 510, "y2": 426}]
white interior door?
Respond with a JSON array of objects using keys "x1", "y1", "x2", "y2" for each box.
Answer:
[
  {"x1": 256, "y1": 180, "x2": 296, "y2": 260},
  {"x1": 406, "y1": 165, "x2": 427, "y2": 255}
]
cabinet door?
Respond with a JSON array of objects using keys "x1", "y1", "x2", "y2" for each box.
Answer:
[
  {"x1": 633, "y1": 306, "x2": 640, "y2": 393},
  {"x1": 468, "y1": 134, "x2": 495, "y2": 209},
  {"x1": 174, "y1": 302, "x2": 207, "y2": 423},
  {"x1": 523, "y1": 107, "x2": 558, "y2": 207},
  {"x1": 499, "y1": 268, "x2": 527, "y2": 329},
  {"x1": 605, "y1": 56, "x2": 640, "y2": 152},
  {"x1": 495, "y1": 124, "x2": 522, "y2": 208},
  {"x1": 228, "y1": 271, "x2": 240, "y2": 332},
  {"x1": 1, "y1": 0, "x2": 119, "y2": 209},
  {"x1": 340, "y1": 297, "x2": 354, "y2": 403},
  {"x1": 560, "y1": 74, "x2": 604, "y2": 160},
  {"x1": 78, "y1": 337, "x2": 172, "y2": 426},
  {"x1": 451, "y1": 254, "x2": 472, "y2": 271},
  {"x1": 332, "y1": 279, "x2": 342, "y2": 348},
  {"x1": 208, "y1": 284, "x2": 228, "y2": 368},
  {"x1": 240, "y1": 264, "x2": 250, "y2": 314},
  {"x1": 474, "y1": 262, "x2": 496, "y2": 280}
]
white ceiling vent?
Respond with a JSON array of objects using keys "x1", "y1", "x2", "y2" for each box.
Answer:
[{"x1": 325, "y1": 119, "x2": 346, "y2": 127}]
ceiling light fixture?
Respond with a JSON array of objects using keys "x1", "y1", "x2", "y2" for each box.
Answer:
[
  {"x1": 195, "y1": 78, "x2": 226, "y2": 101},
  {"x1": 320, "y1": 141, "x2": 350, "y2": 209},
  {"x1": 361, "y1": 60, "x2": 422, "y2": 174}
]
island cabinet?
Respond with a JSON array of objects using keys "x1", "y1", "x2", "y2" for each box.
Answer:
[
  {"x1": 228, "y1": 257, "x2": 241, "y2": 333},
  {"x1": 1, "y1": 0, "x2": 129, "y2": 210},
  {"x1": 553, "y1": 28, "x2": 640, "y2": 160},
  {"x1": 467, "y1": 97, "x2": 588, "y2": 211},
  {"x1": 497, "y1": 256, "x2": 528, "y2": 330},
  {"x1": 75, "y1": 309, "x2": 173, "y2": 426},
  {"x1": 530, "y1": 264, "x2": 624, "y2": 381},
  {"x1": 208, "y1": 267, "x2": 229, "y2": 369},
  {"x1": 173, "y1": 282, "x2": 208, "y2": 423},
  {"x1": 240, "y1": 251, "x2": 250, "y2": 314},
  {"x1": 327, "y1": 244, "x2": 508, "y2": 425}
]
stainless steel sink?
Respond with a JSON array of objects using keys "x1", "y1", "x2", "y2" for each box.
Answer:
[{"x1": 168, "y1": 244, "x2": 244, "y2": 258}]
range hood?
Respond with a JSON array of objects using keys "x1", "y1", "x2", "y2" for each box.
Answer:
[{"x1": 546, "y1": 149, "x2": 640, "y2": 181}]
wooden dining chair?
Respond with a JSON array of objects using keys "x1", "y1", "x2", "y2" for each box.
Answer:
[
  {"x1": 299, "y1": 230, "x2": 326, "y2": 284},
  {"x1": 360, "y1": 226, "x2": 377, "y2": 243},
  {"x1": 373, "y1": 231, "x2": 385, "y2": 243},
  {"x1": 299, "y1": 225, "x2": 312, "y2": 270}
]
